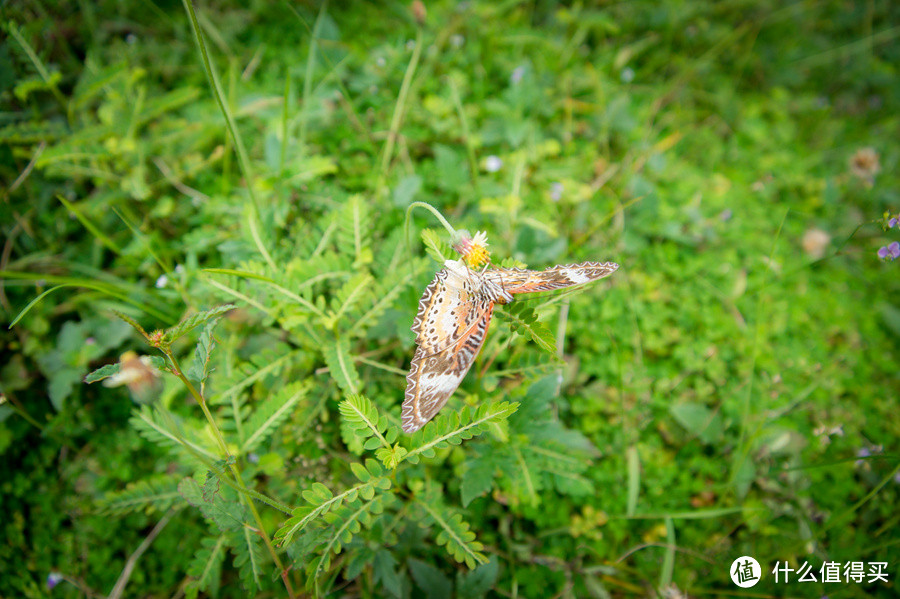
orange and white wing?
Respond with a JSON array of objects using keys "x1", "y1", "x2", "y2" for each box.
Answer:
[
  {"x1": 403, "y1": 267, "x2": 494, "y2": 433},
  {"x1": 484, "y1": 261, "x2": 618, "y2": 296}
]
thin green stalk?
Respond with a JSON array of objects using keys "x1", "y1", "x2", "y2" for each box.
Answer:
[
  {"x1": 57, "y1": 195, "x2": 122, "y2": 255},
  {"x1": 279, "y1": 68, "x2": 291, "y2": 174},
  {"x1": 181, "y1": 0, "x2": 276, "y2": 269},
  {"x1": 730, "y1": 209, "x2": 789, "y2": 489},
  {"x1": 154, "y1": 406, "x2": 292, "y2": 516},
  {"x1": 282, "y1": 1, "x2": 377, "y2": 154},
  {"x1": 404, "y1": 201, "x2": 458, "y2": 245},
  {"x1": 448, "y1": 77, "x2": 480, "y2": 193},
  {"x1": 378, "y1": 27, "x2": 424, "y2": 187},
  {"x1": 404, "y1": 201, "x2": 460, "y2": 279},
  {"x1": 2, "y1": 394, "x2": 44, "y2": 431},
  {"x1": 164, "y1": 350, "x2": 295, "y2": 599},
  {"x1": 299, "y1": 0, "x2": 328, "y2": 157}
]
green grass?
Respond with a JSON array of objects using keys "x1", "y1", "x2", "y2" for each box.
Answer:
[{"x1": 1, "y1": 1, "x2": 899, "y2": 597}]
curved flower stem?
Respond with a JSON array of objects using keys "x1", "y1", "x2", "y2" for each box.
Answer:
[{"x1": 165, "y1": 349, "x2": 296, "y2": 599}]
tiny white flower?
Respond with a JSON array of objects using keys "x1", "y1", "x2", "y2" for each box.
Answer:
[
  {"x1": 174, "y1": 264, "x2": 185, "y2": 275},
  {"x1": 376, "y1": 56, "x2": 386, "y2": 67},
  {"x1": 550, "y1": 182, "x2": 564, "y2": 201},
  {"x1": 155, "y1": 274, "x2": 168, "y2": 288},
  {"x1": 450, "y1": 34, "x2": 464, "y2": 48},
  {"x1": 620, "y1": 67, "x2": 635, "y2": 83},
  {"x1": 484, "y1": 155, "x2": 503, "y2": 172},
  {"x1": 510, "y1": 65, "x2": 526, "y2": 85},
  {"x1": 406, "y1": 39, "x2": 416, "y2": 51}
]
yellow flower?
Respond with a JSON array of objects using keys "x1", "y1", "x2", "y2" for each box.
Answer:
[{"x1": 452, "y1": 230, "x2": 491, "y2": 269}]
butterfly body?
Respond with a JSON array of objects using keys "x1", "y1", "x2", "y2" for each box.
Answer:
[{"x1": 402, "y1": 258, "x2": 618, "y2": 433}]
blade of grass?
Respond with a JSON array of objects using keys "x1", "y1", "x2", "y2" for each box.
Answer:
[
  {"x1": 181, "y1": 0, "x2": 275, "y2": 269},
  {"x1": 299, "y1": 0, "x2": 327, "y2": 157},
  {"x1": 1, "y1": 272, "x2": 171, "y2": 323},
  {"x1": 282, "y1": 1, "x2": 376, "y2": 154},
  {"x1": 730, "y1": 209, "x2": 789, "y2": 491},
  {"x1": 111, "y1": 207, "x2": 171, "y2": 275},
  {"x1": 378, "y1": 27, "x2": 423, "y2": 188},
  {"x1": 57, "y1": 195, "x2": 122, "y2": 254},
  {"x1": 279, "y1": 67, "x2": 290, "y2": 174},
  {"x1": 616, "y1": 507, "x2": 747, "y2": 520},
  {"x1": 447, "y1": 77, "x2": 479, "y2": 194},
  {"x1": 626, "y1": 444, "x2": 640, "y2": 517},
  {"x1": 659, "y1": 517, "x2": 675, "y2": 589}
]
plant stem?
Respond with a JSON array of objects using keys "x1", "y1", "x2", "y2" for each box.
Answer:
[{"x1": 165, "y1": 349, "x2": 296, "y2": 599}]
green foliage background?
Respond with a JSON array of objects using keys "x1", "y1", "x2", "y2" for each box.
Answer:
[{"x1": 1, "y1": 1, "x2": 898, "y2": 597}]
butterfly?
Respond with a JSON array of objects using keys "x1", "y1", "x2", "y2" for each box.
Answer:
[{"x1": 401, "y1": 258, "x2": 618, "y2": 432}]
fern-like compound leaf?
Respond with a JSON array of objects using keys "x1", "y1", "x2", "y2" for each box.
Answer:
[
  {"x1": 185, "y1": 535, "x2": 226, "y2": 599},
  {"x1": 164, "y1": 304, "x2": 235, "y2": 344},
  {"x1": 241, "y1": 381, "x2": 310, "y2": 453},
  {"x1": 100, "y1": 474, "x2": 183, "y2": 514},
  {"x1": 403, "y1": 401, "x2": 519, "y2": 464},
  {"x1": 323, "y1": 336, "x2": 360, "y2": 394}
]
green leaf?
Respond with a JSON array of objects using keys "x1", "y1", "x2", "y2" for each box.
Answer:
[
  {"x1": 229, "y1": 525, "x2": 265, "y2": 592},
  {"x1": 185, "y1": 535, "x2": 226, "y2": 599},
  {"x1": 338, "y1": 393, "x2": 389, "y2": 450},
  {"x1": 180, "y1": 476, "x2": 247, "y2": 532},
  {"x1": 500, "y1": 302, "x2": 556, "y2": 353},
  {"x1": 276, "y1": 469, "x2": 390, "y2": 547},
  {"x1": 187, "y1": 320, "x2": 219, "y2": 386},
  {"x1": 312, "y1": 495, "x2": 386, "y2": 579},
  {"x1": 328, "y1": 272, "x2": 374, "y2": 326},
  {"x1": 373, "y1": 549, "x2": 403, "y2": 598},
  {"x1": 408, "y1": 558, "x2": 452, "y2": 599},
  {"x1": 130, "y1": 406, "x2": 219, "y2": 463},
  {"x1": 84, "y1": 362, "x2": 121, "y2": 384},
  {"x1": 670, "y1": 402, "x2": 723, "y2": 444},
  {"x1": 335, "y1": 195, "x2": 372, "y2": 266},
  {"x1": 323, "y1": 336, "x2": 360, "y2": 394},
  {"x1": 241, "y1": 381, "x2": 310, "y2": 453},
  {"x1": 417, "y1": 498, "x2": 487, "y2": 569},
  {"x1": 404, "y1": 402, "x2": 519, "y2": 463},
  {"x1": 165, "y1": 304, "x2": 235, "y2": 344},
  {"x1": 456, "y1": 557, "x2": 499, "y2": 599},
  {"x1": 421, "y1": 228, "x2": 451, "y2": 263},
  {"x1": 460, "y1": 455, "x2": 496, "y2": 507},
  {"x1": 100, "y1": 474, "x2": 183, "y2": 514}
]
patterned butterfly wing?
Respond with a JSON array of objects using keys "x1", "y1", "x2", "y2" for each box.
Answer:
[
  {"x1": 403, "y1": 261, "x2": 494, "y2": 433},
  {"x1": 402, "y1": 304, "x2": 494, "y2": 433},
  {"x1": 483, "y1": 261, "x2": 618, "y2": 297}
]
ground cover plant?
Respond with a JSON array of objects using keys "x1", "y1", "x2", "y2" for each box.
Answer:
[{"x1": 1, "y1": 1, "x2": 898, "y2": 597}]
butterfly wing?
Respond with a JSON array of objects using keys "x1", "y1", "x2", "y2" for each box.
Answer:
[
  {"x1": 484, "y1": 261, "x2": 618, "y2": 296},
  {"x1": 403, "y1": 265, "x2": 494, "y2": 433}
]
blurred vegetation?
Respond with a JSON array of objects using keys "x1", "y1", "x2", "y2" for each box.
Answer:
[{"x1": 1, "y1": 1, "x2": 898, "y2": 597}]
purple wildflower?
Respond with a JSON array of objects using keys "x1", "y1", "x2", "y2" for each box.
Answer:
[
  {"x1": 47, "y1": 572, "x2": 63, "y2": 590},
  {"x1": 877, "y1": 241, "x2": 900, "y2": 260},
  {"x1": 888, "y1": 216, "x2": 898, "y2": 229}
]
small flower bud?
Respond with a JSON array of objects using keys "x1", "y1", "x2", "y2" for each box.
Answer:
[{"x1": 411, "y1": 1, "x2": 426, "y2": 25}]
